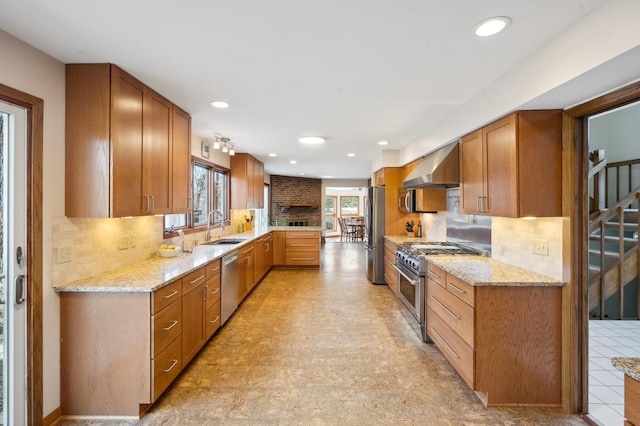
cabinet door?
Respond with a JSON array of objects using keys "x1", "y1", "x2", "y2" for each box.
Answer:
[
  {"x1": 253, "y1": 160, "x2": 264, "y2": 208},
  {"x1": 111, "y1": 67, "x2": 145, "y2": 217},
  {"x1": 171, "y1": 107, "x2": 191, "y2": 214},
  {"x1": 264, "y1": 233, "x2": 273, "y2": 270},
  {"x1": 182, "y1": 285, "x2": 205, "y2": 365},
  {"x1": 272, "y1": 231, "x2": 286, "y2": 265},
  {"x1": 145, "y1": 90, "x2": 173, "y2": 214},
  {"x1": 246, "y1": 156, "x2": 256, "y2": 208},
  {"x1": 483, "y1": 115, "x2": 517, "y2": 217},
  {"x1": 459, "y1": 130, "x2": 484, "y2": 215}
]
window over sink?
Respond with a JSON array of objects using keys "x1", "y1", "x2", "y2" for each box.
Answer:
[{"x1": 164, "y1": 159, "x2": 230, "y2": 235}]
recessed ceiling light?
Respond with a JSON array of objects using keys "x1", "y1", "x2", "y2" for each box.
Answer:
[
  {"x1": 347, "y1": 153, "x2": 356, "y2": 157},
  {"x1": 268, "y1": 153, "x2": 277, "y2": 157},
  {"x1": 210, "y1": 100, "x2": 229, "y2": 108},
  {"x1": 321, "y1": 175, "x2": 333, "y2": 179},
  {"x1": 299, "y1": 136, "x2": 325, "y2": 144},
  {"x1": 290, "y1": 160, "x2": 297, "y2": 164},
  {"x1": 474, "y1": 16, "x2": 511, "y2": 37},
  {"x1": 300, "y1": 173, "x2": 305, "y2": 176},
  {"x1": 378, "y1": 140, "x2": 389, "y2": 146}
]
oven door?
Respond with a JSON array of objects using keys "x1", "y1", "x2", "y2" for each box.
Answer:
[{"x1": 393, "y1": 262, "x2": 424, "y2": 324}]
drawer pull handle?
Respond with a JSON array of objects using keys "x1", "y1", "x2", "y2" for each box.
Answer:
[
  {"x1": 188, "y1": 275, "x2": 205, "y2": 285},
  {"x1": 163, "y1": 290, "x2": 179, "y2": 299},
  {"x1": 430, "y1": 327, "x2": 461, "y2": 359},
  {"x1": 209, "y1": 266, "x2": 220, "y2": 273},
  {"x1": 431, "y1": 296, "x2": 460, "y2": 320},
  {"x1": 209, "y1": 316, "x2": 220, "y2": 324},
  {"x1": 162, "y1": 320, "x2": 178, "y2": 331},
  {"x1": 448, "y1": 282, "x2": 467, "y2": 294},
  {"x1": 428, "y1": 270, "x2": 441, "y2": 279},
  {"x1": 291, "y1": 257, "x2": 315, "y2": 261},
  {"x1": 209, "y1": 288, "x2": 220, "y2": 295},
  {"x1": 163, "y1": 359, "x2": 178, "y2": 373},
  {"x1": 289, "y1": 244, "x2": 313, "y2": 247}
]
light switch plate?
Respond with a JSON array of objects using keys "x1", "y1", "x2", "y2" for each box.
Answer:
[
  {"x1": 532, "y1": 239, "x2": 548, "y2": 256},
  {"x1": 56, "y1": 246, "x2": 73, "y2": 263}
]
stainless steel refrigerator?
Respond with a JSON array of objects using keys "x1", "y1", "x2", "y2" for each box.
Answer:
[{"x1": 365, "y1": 186, "x2": 386, "y2": 284}]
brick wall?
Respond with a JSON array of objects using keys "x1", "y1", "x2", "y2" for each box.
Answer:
[{"x1": 271, "y1": 175, "x2": 322, "y2": 226}]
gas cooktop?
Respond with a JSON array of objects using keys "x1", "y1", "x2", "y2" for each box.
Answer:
[{"x1": 403, "y1": 241, "x2": 482, "y2": 256}]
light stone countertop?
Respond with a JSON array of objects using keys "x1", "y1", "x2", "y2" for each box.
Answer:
[
  {"x1": 54, "y1": 226, "x2": 323, "y2": 293},
  {"x1": 612, "y1": 358, "x2": 640, "y2": 382},
  {"x1": 384, "y1": 235, "x2": 563, "y2": 287}
]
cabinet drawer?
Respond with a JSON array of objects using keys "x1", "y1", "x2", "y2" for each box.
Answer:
[
  {"x1": 426, "y1": 264, "x2": 445, "y2": 288},
  {"x1": 205, "y1": 299, "x2": 221, "y2": 339},
  {"x1": 446, "y1": 274, "x2": 475, "y2": 307},
  {"x1": 427, "y1": 280, "x2": 474, "y2": 347},
  {"x1": 286, "y1": 238, "x2": 320, "y2": 252},
  {"x1": 286, "y1": 231, "x2": 319, "y2": 240},
  {"x1": 205, "y1": 274, "x2": 221, "y2": 309},
  {"x1": 152, "y1": 279, "x2": 182, "y2": 314},
  {"x1": 182, "y1": 266, "x2": 206, "y2": 295},
  {"x1": 427, "y1": 307, "x2": 474, "y2": 388},
  {"x1": 286, "y1": 252, "x2": 320, "y2": 266},
  {"x1": 152, "y1": 336, "x2": 182, "y2": 401},
  {"x1": 205, "y1": 259, "x2": 221, "y2": 280},
  {"x1": 383, "y1": 256, "x2": 398, "y2": 291},
  {"x1": 152, "y1": 298, "x2": 182, "y2": 357}
]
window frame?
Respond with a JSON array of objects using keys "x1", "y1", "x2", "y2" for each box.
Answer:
[
  {"x1": 163, "y1": 157, "x2": 230, "y2": 237},
  {"x1": 339, "y1": 195, "x2": 360, "y2": 217}
]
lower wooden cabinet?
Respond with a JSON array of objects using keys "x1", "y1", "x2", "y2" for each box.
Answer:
[
  {"x1": 181, "y1": 266, "x2": 207, "y2": 365},
  {"x1": 284, "y1": 231, "x2": 320, "y2": 266},
  {"x1": 426, "y1": 263, "x2": 562, "y2": 406},
  {"x1": 238, "y1": 244, "x2": 256, "y2": 302},
  {"x1": 272, "y1": 231, "x2": 286, "y2": 265},
  {"x1": 383, "y1": 239, "x2": 398, "y2": 296}
]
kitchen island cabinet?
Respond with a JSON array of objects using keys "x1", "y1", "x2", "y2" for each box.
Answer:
[
  {"x1": 612, "y1": 358, "x2": 640, "y2": 426},
  {"x1": 459, "y1": 110, "x2": 562, "y2": 218},
  {"x1": 65, "y1": 63, "x2": 191, "y2": 217},
  {"x1": 426, "y1": 259, "x2": 563, "y2": 407}
]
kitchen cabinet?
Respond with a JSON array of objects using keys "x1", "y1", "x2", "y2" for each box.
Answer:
[
  {"x1": 230, "y1": 153, "x2": 264, "y2": 209},
  {"x1": 171, "y1": 106, "x2": 192, "y2": 214},
  {"x1": 426, "y1": 263, "x2": 562, "y2": 406},
  {"x1": 383, "y1": 239, "x2": 399, "y2": 296},
  {"x1": 65, "y1": 63, "x2": 191, "y2": 217},
  {"x1": 181, "y1": 266, "x2": 207, "y2": 366},
  {"x1": 459, "y1": 110, "x2": 562, "y2": 217},
  {"x1": 238, "y1": 244, "x2": 256, "y2": 302},
  {"x1": 204, "y1": 259, "x2": 222, "y2": 340},
  {"x1": 377, "y1": 167, "x2": 419, "y2": 235},
  {"x1": 373, "y1": 168, "x2": 385, "y2": 186},
  {"x1": 272, "y1": 231, "x2": 286, "y2": 265},
  {"x1": 255, "y1": 233, "x2": 273, "y2": 282},
  {"x1": 285, "y1": 231, "x2": 320, "y2": 266}
]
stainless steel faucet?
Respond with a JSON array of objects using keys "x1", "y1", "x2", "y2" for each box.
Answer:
[{"x1": 206, "y1": 210, "x2": 224, "y2": 241}]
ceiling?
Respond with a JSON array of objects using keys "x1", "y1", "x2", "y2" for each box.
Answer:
[{"x1": 0, "y1": 0, "x2": 606, "y2": 179}]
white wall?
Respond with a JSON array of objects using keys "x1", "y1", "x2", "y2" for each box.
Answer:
[
  {"x1": 589, "y1": 101, "x2": 640, "y2": 163},
  {"x1": 0, "y1": 29, "x2": 65, "y2": 417}
]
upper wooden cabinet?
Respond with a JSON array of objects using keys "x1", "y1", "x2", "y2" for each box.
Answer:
[
  {"x1": 373, "y1": 169, "x2": 385, "y2": 186},
  {"x1": 459, "y1": 110, "x2": 562, "y2": 218},
  {"x1": 171, "y1": 107, "x2": 192, "y2": 214},
  {"x1": 65, "y1": 63, "x2": 191, "y2": 217},
  {"x1": 230, "y1": 153, "x2": 264, "y2": 209}
]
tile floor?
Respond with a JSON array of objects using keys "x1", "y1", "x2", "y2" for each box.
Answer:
[
  {"x1": 589, "y1": 319, "x2": 640, "y2": 426},
  {"x1": 60, "y1": 240, "x2": 586, "y2": 425}
]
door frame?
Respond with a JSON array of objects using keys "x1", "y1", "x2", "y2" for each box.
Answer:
[
  {"x1": 564, "y1": 80, "x2": 640, "y2": 415},
  {"x1": 0, "y1": 83, "x2": 43, "y2": 424}
]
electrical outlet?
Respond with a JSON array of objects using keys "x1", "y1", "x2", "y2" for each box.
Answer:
[
  {"x1": 130, "y1": 233, "x2": 137, "y2": 248},
  {"x1": 56, "y1": 246, "x2": 73, "y2": 263},
  {"x1": 532, "y1": 239, "x2": 548, "y2": 256},
  {"x1": 117, "y1": 235, "x2": 131, "y2": 250}
]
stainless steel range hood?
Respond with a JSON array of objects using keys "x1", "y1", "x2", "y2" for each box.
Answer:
[{"x1": 402, "y1": 142, "x2": 459, "y2": 189}]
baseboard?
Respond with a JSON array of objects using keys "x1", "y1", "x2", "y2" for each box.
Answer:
[{"x1": 43, "y1": 406, "x2": 61, "y2": 426}]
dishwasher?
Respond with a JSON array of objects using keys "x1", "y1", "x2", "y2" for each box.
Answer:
[{"x1": 221, "y1": 250, "x2": 239, "y2": 325}]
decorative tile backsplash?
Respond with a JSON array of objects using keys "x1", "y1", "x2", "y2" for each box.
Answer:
[{"x1": 491, "y1": 216, "x2": 566, "y2": 280}]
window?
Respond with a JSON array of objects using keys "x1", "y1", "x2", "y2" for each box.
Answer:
[
  {"x1": 324, "y1": 196, "x2": 336, "y2": 231},
  {"x1": 340, "y1": 196, "x2": 359, "y2": 216},
  {"x1": 164, "y1": 159, "x2": 229, "y2": 233}
]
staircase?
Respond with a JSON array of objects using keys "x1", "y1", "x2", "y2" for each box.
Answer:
[{"x1": 588, "y1": 150, "x2": 640, "y2": 319}]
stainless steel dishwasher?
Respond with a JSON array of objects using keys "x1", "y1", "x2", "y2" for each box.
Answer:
[{"x1": 221, "y1": 250, "x2": 239, "y2": 325}]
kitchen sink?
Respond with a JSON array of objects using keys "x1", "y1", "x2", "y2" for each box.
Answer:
[{"x1": 202, "y1": 238, "x2": 246, "y2": 245}]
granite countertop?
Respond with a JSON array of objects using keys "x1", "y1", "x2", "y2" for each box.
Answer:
[
  {"x1": 54, "y1": 226, "x2": 322, "y2": 293},
  {"x1": 612, "y1": 358, "x2": 640, "y2": 382},
  {"x1": 384, "y1": 235, "x2": 563, "y2": 287}
]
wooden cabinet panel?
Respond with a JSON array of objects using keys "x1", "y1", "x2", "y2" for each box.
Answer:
[
  {"x1": 426, "y1": 264, "x2": 445, "y2": 288},
  {"x1": 152, "y1": 279, "x2": 182, "y2": 314},
  {"x1": 205, "y1": 275, "x2": 221, "y2": 309},
  {"x1": 206, "y1": 259, "x2": 221, "y2": 280},
  {"x1": 383, "y1": 239, "x2": 398, "y2": 295},
  {"x1": 427, "y1": 306, "x2": 475, "y2": 387},
  {"x1": 65, "y1": 63, "x2": 191, "y2": 217},
  {"x1": 152, "y1": 336, "x2": 182, "y2": 400},
  {"x1": 625, "y1": 375, "x2": 640, "y2": 425},
  {"x1": 171, "y1": 106, "x2": 191, "y2": 214},
  {"x1": 111, "y1": 66, "x2": 146, "y2": 217},
  {"x1": 182, "y1": 284, "x2": 206, "y2": 365},
  {"x1": 373, "y1": 168, "x2": 385, "y2": 186},
  {"x1": 152, "y1": 298, "x2": 182, "y2": 358},
  {"x1": 459, "y1": 111, "x2": 562, "y2": 217},
  {"x1": 182, "y1": 267, "x2": 206, "y2": 295},
  {"x1": 254, "y1": 233, "x2": 272, "y2": 281},
  {"x1": 230, "y1": 153, "x2": 264, "y2": 209},
  {"x1": 238, "y1": 244, "x2": 255, "y2": 302},
  {"x1": 414, "y1": 189, "x2": 446, "y2": 212},
  {"x1": 285, "y1": 252, "x2": 320, "y2": 266},
  {"x1": 273, "y1": 231, "x2": 286, "y2": 265},
  {"x1": 446, "y1": 273, "x2": 475, "y2": 307},
  {"x1": 205, "y1": 300, "x2": 221, "y2": 339},
  {"x1": 284, "y1": 231, "x2": 320, "y2": 266},
  {"x1": 285, "y1": 237, "x2": 320, "y2": 252}
]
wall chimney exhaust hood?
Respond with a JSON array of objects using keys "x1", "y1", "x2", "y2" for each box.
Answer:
[{"x1": 402, "y1": 142, "x2": 459, "y2": 189}]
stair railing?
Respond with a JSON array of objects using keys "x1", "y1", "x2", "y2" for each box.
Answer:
[
  {"x1": 605, "y1": 157, "x2": 640, "y2": 208},
  {"x1": 589, "y1": 149, "x2": 607, "y2": 214}
]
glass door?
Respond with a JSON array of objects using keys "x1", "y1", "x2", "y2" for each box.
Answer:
[
  {"x1": 324, "y1": 196, "x2": 337, "y2": 236},
  {"x1": 1, "y1": 100, "x2": 28, "y2": 425}
]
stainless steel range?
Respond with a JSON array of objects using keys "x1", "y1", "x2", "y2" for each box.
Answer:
[{"x1": 394, "y1": 241, "x2": 483, "y2": 342}]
